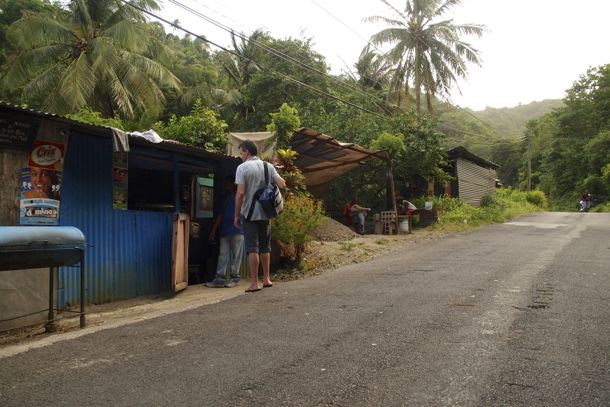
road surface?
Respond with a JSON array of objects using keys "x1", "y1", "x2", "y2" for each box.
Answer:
[{"x1": 1, "y1": 212, "x2": 609, "y2": 406}]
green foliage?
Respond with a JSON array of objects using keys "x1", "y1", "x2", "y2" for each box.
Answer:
[
  {"x1": 66, "y1": 107, "x2": 125, "y2": 129},
  {"x1": 272, "y1": 193, "x2": 325, "y2": 264},
  {"x1": 267, "y1": 103, "x2": 301, "y2": 149},
  {"x1": 275, "y1": 148, "x2": 306, "y2": 193},
  {"x1": 525, "y1": 190, "x2": 548, "y2": 208},
  {"x1": 371, "y1": 131, "x2": 405, "y2": 157},
  {"x1": 524, "y1": 64, "x2": 610, "y2": 208},
  {"x1": 2, "y1": 0, "x2": 180, "y2": 118},
  {"x1": 470, "y1": 100, "x2": 564, "y2": 138},
  {"x1": 154, "y1": 100, "x2": 228, "y2": 152},
  {"x1": 420, "y1": 188, "x2": 547, "y2": 229}
]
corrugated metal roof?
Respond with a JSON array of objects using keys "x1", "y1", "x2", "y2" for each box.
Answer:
[
  {"x1": 446, "y1": 146, "x2": 498, "y2": 170},
  {"x1": 0, "y1": 100, "x2": 238, "y2": 163},
  {"x1": 229, "y1": 127, "x2": 389, "y2": 187}
]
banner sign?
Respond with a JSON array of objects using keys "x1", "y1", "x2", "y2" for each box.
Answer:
[{"x1": 20, "y1": 140, "x2": 64, "y2": 225}]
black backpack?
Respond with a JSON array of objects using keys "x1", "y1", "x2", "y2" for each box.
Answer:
[{"x1": 246, "y1": 162, "x2": 284, "y2": 221}]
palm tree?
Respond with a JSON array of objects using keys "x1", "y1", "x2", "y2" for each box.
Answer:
[
  {"x1": 2, "y1": 0, "x2": 181, "y2": 118},
  {"x1": 366, "y1": 0, "x2": 484, "y2": 113}
]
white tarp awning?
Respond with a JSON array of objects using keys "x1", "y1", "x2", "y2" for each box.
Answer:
[{"x1": 229, "y1": 128, "x2": 388, "y2": 189}]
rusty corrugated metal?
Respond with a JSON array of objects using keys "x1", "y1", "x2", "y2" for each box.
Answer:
[{"x1": 58, "y1": 132, "x2": 172, "y2": 307}]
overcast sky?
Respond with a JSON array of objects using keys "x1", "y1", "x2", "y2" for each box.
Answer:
[{"x1": 161, "y1": 0, "x2": 610, "y2": 111}]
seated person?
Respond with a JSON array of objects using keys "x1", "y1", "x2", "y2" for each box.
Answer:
[
  {"x1": 349, "y1": 199, "x2": 371, "y2": 235},
  {"x1": 398, "y1": 198, "x2": 417, "y2": 216}
]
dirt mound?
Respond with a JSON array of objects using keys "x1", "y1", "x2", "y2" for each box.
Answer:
[{"x1": 312, "y1": 217, "x2": 357, "y2": 242}]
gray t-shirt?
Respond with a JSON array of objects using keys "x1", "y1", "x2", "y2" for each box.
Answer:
[{"x1": 235, "y1": 157, "x2": 280, "y2": 221}]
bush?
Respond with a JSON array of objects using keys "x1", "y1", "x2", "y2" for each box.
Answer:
[
  {"x1": 271, "y1": 193, "x2": 325, "y2": 265},
  {"x1": 525, "y1": 190, "x2": 548, "y2": 208},
  {"x1": 417, "y1": 188, "x2": 548, "y2": 229}
]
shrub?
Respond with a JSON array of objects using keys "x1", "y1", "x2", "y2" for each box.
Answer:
[
  {"x1": 416, "y1": 188, "x2": 548, "y2": 229},
  {"x1": 272, "y1": 193, "x2": 325, "y2": 264},
  {"x1": 154, "y1": 99, "x2": 228, "y2": 152},
  {"x1": 525, "y1": 190, "x2": 548, "y2": 208}
]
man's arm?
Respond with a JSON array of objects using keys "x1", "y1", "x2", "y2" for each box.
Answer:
[
  {"x1": 275, "y1": 174, "x2": 286, "y2": 189},
  {"x1": 234, "y1": 184, "x2": 245, "y2": 228}
]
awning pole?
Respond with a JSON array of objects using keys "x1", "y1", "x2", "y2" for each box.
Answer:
[{"x1": 387, "y1": 161, "x2": 399, "y2": 233}]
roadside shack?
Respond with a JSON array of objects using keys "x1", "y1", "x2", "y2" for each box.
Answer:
[{"x1": 0, "y1": 102, "x2": 239, "y2": 330}]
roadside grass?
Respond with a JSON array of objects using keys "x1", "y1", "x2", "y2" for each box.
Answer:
[{"x1": 417, "y1": 188, "x2": 548, "y2": 232}]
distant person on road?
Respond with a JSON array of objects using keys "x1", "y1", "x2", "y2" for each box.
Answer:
[
  {"x1": 579, "y1": 191, "x2": 591, "y2": 212},
  {"x1": 234, "y1": 140, "x2": 286, "y2": 293},
  {"x1": 205, "y1": 175, "x2": 244, "y2": 288}
]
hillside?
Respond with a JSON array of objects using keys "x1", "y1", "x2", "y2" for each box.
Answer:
[{"x1": 468, "y1": 99, "x2": 564, "y2": 138}]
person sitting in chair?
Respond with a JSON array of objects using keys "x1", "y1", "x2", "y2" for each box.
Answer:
[{"x1": 348, "y1": 198, "x2": 371, "y2": 235}]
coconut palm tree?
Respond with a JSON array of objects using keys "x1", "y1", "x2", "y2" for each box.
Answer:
[
  {"x1": 2, "y1": 0, "x2": 181, "y2": 118},
  {"x1": 366, "y1": 0, "x2": 484, "y2": 113}
]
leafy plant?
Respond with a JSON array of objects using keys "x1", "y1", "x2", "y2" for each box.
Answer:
[
  {"x1": 66, "y1": 107, "x2": 125, "y2": 130},
  {"x1": 272, "y1": 193, "x2": 325, "y2": 264},
  {"x1": 154, "y1": 99, "x2": 228, "y2": 152},
  {"x1": 267, "y1": 102, "x2": 301, "y2": 149},
  {"x1": 275, "y1": 148, "x2": 306, "y2": 193}
]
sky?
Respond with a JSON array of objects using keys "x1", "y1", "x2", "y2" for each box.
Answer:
[{"x1": 160, "y1": 0, "x2": 610, "y2": 111}]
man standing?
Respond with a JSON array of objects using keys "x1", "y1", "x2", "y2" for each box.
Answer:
[
  {"x1": 234, "y1": 140, "x2": 286, "y2": 292},
  {"x1": 205, "y1": 175, "x2": 244, "y2": 288}
]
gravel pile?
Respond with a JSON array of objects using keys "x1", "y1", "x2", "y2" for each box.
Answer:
[{"x1": 312, "y1": 217, "x2": 357, "y2": 242}]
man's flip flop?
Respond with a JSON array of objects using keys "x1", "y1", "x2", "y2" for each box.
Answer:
[
  {"x1": 245, "y1": 287, "x2": 261, "y2": 292},
  {"x1": 263, "y1": 283, "x2": 273, "y2": 288}
]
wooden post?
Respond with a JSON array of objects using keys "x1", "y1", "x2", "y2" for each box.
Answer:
[
  {"x1": 386, "y1": 161, "x2": 399, "y2": 234},
  {"x1": 45, "y1": 267, "x2": 56, "y2": 332}
]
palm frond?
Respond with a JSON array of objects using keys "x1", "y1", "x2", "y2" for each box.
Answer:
[
  {"x1": 21, "y1": 64, "x2": 64, "y2": 104},
  {"x1": 102, "y1": 20, "x2": 146, "y2": 52},
  {"x1": 57, "y1": 53, "x2": 96, "y2": 113},
  {"x1": 1, "y1": 44, "x2": 70, "y2": 88},
  {"x1": 7, "y1": 12, "x2": 75, "y2": 49}
]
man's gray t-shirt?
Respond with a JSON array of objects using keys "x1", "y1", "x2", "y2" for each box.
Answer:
[{"x1": 235, "y1": 157, "x2": 280, "y2": 221}]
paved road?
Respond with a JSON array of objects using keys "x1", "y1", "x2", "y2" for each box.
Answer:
[{"x1": 1, "y1": 212, "x2": 609, "y2": 406}]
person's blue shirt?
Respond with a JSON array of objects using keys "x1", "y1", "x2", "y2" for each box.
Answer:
[{"x1": 220, "y1": 191, "x2": 243, "y2": 237}]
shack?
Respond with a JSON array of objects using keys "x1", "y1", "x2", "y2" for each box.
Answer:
[
  {"x1": 445, "y1": 146, "x2": 499, "y2": 206},
  {"x1": 0, "y1": 102, "x2": 239, "y2": 329}
]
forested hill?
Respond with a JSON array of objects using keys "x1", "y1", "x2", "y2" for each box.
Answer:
[{"x1": 469, "y1": 99, "x2": 564, "y2": 138}]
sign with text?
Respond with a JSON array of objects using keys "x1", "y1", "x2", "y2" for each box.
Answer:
[{"x1": 0, "y1": 111, "x2": 40, "y2": 149}]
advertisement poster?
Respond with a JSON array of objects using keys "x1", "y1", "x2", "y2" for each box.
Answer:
[
  {"x1": 112, "y1": 152, "x2": 128, "y2": 210},
  {"x1": 20, "y1": 140, "x2": 64, "y2": 225},
  {"x1": 195, "y1": 177, "x2": 214, "y2": 218}
]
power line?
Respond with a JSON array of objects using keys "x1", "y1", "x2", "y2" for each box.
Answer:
[
  {"x1": 169, "y1": 0, "x2": 389, "y2": 110},
  {"x1": 125, "y1": 0, "x2": 502, "y2": 141},
  {"x1": 120, "y1": 0, "x2": 387, "y2": 118}
]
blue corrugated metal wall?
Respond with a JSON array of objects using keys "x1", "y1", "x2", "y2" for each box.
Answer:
[{"x1": 58, "y1": 132, "x2": 172, "y2": 307}]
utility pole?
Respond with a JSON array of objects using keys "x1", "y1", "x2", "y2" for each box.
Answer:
[{"x1": 527, "y1": 129, "x2": 532, "y2": 192}]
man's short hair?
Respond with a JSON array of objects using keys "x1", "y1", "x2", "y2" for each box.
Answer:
[{"x1": 239, "y1": 140, "x2": 257, "y2": 156}]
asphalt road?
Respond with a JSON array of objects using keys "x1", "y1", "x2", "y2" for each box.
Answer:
[{"x1": 1, "y1": 212, "x2": 609, "y2": 406}]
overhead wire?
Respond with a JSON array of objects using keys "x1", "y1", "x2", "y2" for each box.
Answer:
[
  {"x1": 170, "y1": 0, "x2": 390, "y2": 111},
  {"x1": 120, "y1": 0, "x2": 387, "y2": 118},
  {"x1": 127, "y1": 0, "x2": 502, "y2": 141}
]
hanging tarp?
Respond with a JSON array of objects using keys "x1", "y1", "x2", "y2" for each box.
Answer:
[{"x1": 229, "y1": 128, "x2": 388, "y2": 189}]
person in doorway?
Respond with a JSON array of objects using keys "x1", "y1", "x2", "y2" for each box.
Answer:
[
  {"x1": 349, "y1": 198, "x2": 371, "y2": 235},
  {"x1": 234, "y1": 140, "x2": 286, "y2": 293},
  {"x1": 23, "y1": 166, "x2": 61, "y2": 199},
  {"x1": 205, "y1": 175, "x2": 244, "y2": 288}
]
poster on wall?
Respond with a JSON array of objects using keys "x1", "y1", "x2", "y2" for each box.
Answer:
[
  {"x1": 195, "y1": 176, "x2": 214, "y2": 218},
  {"x1": 20, "y1": 140, "x2": 65, "y2": 225},
  {"x1": 112, "y1": 152, "x2": 128, "y2": 210}
]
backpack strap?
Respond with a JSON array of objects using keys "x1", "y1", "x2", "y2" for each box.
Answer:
[{"x1": 245, "y1": 162, "x2": 270, "y2": 221}]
